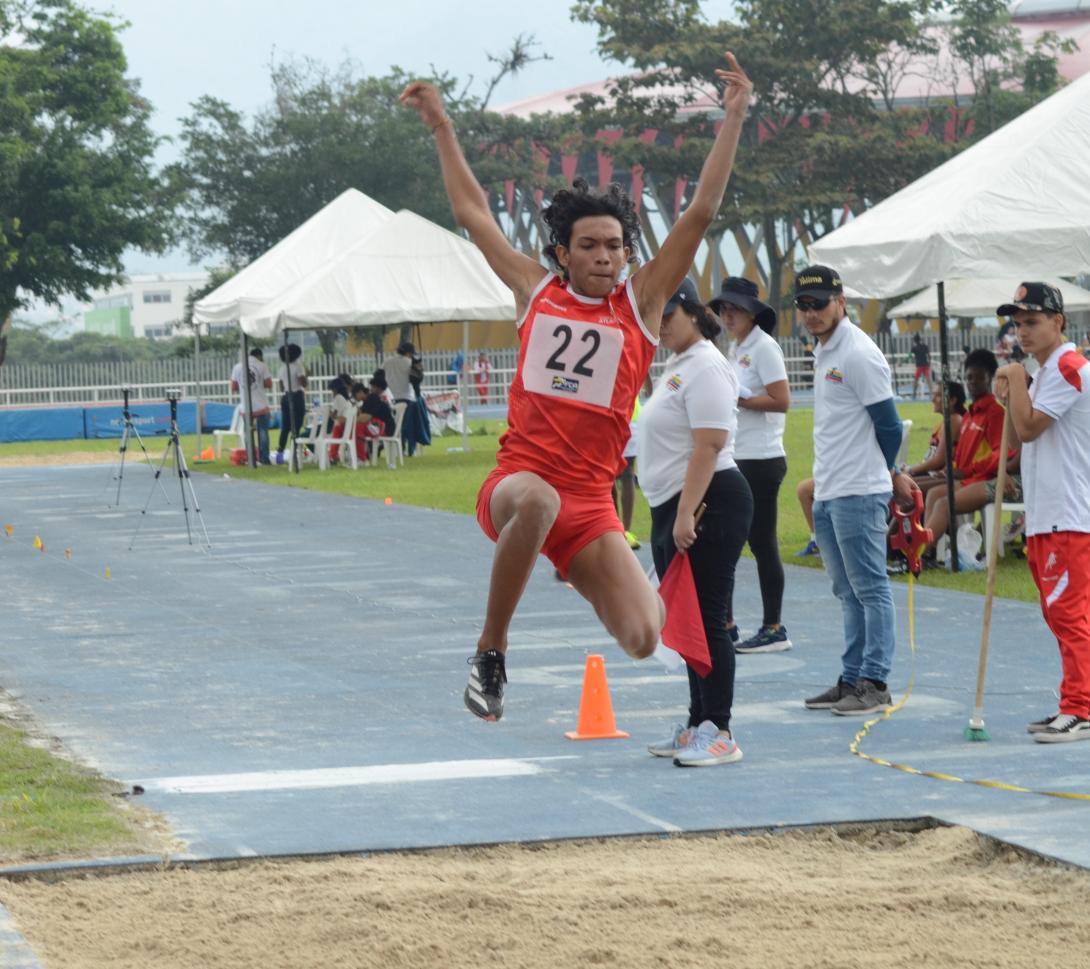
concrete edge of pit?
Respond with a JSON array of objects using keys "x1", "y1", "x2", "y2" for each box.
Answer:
[{"x1": 1, "y1": 814, "x2": 1081, "y2": 884}]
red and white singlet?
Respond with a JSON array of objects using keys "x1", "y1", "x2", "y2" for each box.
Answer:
[{"x1": 497, "y1": 273, "x2": 658, "y2": 492}]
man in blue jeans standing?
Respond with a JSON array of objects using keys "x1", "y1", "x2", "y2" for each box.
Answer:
[{"x1": 794, "y1": 266, "x2": 919, "y2": 715}]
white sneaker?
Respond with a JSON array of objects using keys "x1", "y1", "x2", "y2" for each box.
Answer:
[
  {"x1": 648, "y1": 722, "x2": 693, "y2": 758},
  {"x1": 673, "y1": 720, "x2": 743, "y2": 767},
  {"x1": 1032, "y1": 713, "x2": 1090, "y2": 743}
]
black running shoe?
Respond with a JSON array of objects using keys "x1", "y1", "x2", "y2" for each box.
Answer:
[
  {"x1": 1032, "y1": 713, "x2": 1090, "y2": 744},
  {"x1": 465, "y1": 649, "x2": 506, "y2": 721}
]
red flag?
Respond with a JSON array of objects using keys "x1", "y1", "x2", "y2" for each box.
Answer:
[{"x1": 657, "y1": 553, "x2": 712, "y2": 677}]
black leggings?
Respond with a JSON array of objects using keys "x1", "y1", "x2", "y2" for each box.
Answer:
[
  {"x1": 650, "y1": 468, "x2": 753, "y2": 731},
  {"x1": 732, "y1": 457, "x2": 787, "y2": 626},
  {"x1": 277, "y1": 389, "x2": 306, "y2": 452}
]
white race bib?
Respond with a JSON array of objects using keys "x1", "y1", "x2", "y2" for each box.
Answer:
[{"x1": 521, "y1": 314, "x2": 624, "y2": 409}]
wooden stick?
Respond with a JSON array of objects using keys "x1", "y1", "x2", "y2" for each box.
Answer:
[{"x1": 972, "y1": 405, "x2": 1012, "y2": 719}]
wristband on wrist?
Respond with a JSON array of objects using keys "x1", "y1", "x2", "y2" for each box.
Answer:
[{"x1": 430, "y1": 116, "x2": 451, "y2": 134}]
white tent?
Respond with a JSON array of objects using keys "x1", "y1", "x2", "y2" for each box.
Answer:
[
  {"x1": 809, "y1": 72, "x2": 1090, "y2": 297},
  {"x1": 240, "y1": 208, "x2": 515, "y2": 337},
  {"x1": 192, "y1": 188, "x2": 394, "y2": 325},
  {"x1": 809, "y1": 73, "x2": 1090, "y2": 573},
  {"x1": 242, "y1": 208, "x2": 516, "y2": 456},
  {"x1": 888, "y1": 277, "x2": 1090, "y2": 319}
]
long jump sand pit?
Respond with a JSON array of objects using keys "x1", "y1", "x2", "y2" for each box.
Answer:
[{"x1": 2, "y1": 822, "x2": 1086, "y2": 968}]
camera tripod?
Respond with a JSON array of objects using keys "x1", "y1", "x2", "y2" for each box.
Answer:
[
  {"x1": 109, "y1": 388, "x2": 168, "y2": 507},
  {"x1": 129, "y1": 394, "x2": 211, "y2": 550}
]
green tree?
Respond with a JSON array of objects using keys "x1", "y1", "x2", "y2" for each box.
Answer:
[
  {"x1": 0, "y1": 0, "x2": 174, "y2": 363},
  {"x1": 172, "y1": 40, "x2": 551, "y2": 352},
  {"x1": 570, "y1": 0, "x2": 1067, "y2": 314},
  {"x1": 572, "y1": 0, "x2": 951, "y2": 313},
  {"x1": 945, "y1": 0, "x2": 1074, "y2": 138}
]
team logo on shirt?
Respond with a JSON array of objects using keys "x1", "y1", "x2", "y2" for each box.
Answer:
[
  {"x1": 667, "y1": 374, "x2": 683, "y2": 392},
  {"x1": 551, "y1": 375, "x2": 580, "y2": 395},
  {"x1": 824, "y1": 367, "x2": 844, "y2": 383},
  {"x1": 738, "y1": 354, "x2": 752, "y2": 368}
]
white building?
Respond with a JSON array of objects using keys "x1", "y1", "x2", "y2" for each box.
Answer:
[{"x1": 83, "y1": 272, "x2": 211, "y2": 339}]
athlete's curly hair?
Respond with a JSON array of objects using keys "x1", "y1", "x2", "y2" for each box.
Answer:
[{"x1": 542, "y1": 178, "x2": 641, "y2": 276}]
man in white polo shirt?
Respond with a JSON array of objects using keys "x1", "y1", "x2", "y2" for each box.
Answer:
[
  {"x1": 996, "y1": 282, "x2": 1090, "y2": 743},
  {"x1": 795, "y1": 265, "x2": 918, "y2": 715}
]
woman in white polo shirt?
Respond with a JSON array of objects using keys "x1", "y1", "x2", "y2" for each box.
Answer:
[
  {"x1": 639, "y1": 278, "x2": 754, "y2": 767},
  {"x1": 710, "y1": 277, "x2": 792, "y2": 654}
]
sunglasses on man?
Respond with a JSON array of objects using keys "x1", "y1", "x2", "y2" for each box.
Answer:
[{"x1": 794, "y1": 296, "x2": 832, "y2": 312}]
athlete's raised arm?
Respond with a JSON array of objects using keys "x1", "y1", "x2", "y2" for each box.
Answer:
[
  {"x1": 401, "y1": 81, "x2": 547, "y2": 316},
  {"x1": 630, "y1": 52, "x2": 752, "y2": 333}
]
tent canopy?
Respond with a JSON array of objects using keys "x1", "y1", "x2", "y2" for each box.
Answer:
[
  {"x1": 192, "y1": 189, "x2": 394, "y2": 325},
  {"x1": 241, "y1": 209, "x2": 516, "y2": 338},
  {"x1": 809, "y1": 72, "x2": 1090, "y2": 297},
  {"x1": 888, "y1": 277, "x2": 1090, "y2": 319}
]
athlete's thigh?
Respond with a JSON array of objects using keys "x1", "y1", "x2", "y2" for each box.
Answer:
[
  {"x1": 567, "y1": 530, "x2": 661, "y2": 631},
  {"x1": 489, "y1": 470, "x2": 561, "y2": 534}
]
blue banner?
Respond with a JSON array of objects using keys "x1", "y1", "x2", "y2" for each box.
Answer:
[{"x1": 0, "y1": 401, "x2": 249, "y2": 443}]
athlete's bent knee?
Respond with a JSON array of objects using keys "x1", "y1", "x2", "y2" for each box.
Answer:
[
  {"x1": 514, "y1": 487, "x2": 561, "y2": 533},
  {"x1": 618, "y1": 620, "x2": 658, "y2": 660}
]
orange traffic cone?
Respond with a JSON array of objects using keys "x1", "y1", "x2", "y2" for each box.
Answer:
[{"x1": 565, "y1": 654, "x2": 629, "y2": 740}]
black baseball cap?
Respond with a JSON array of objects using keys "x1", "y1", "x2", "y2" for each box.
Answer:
[
  {"x1": 709, "y1": 277, "x2": 777, "y2": 334},
  {"x1": 996, "y1": 282, "x2": 1064, "y2": 317},
  {"x1": 664, "y1": 277, "x2": 702, "y2": 316},
  {"x1": 794, "y1": 265, "x2": 844, "y2": 299}
]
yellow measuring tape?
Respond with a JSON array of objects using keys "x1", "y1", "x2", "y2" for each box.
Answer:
[{"x1": 850, "y1": 573, "x2": 1090, "y2": 802}]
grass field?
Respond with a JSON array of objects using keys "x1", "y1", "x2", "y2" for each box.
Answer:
[
  {"x1": 0, "y1": 721, "x2": 163, "y2": 862},
  {"x1": 123, "y1": 404, "x2": 1035, "y2": 603}
]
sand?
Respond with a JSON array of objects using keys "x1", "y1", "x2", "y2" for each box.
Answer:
[
  {"x1": 0, "y1": 452, "x2": 118, "y2": 467},
  {"x1": 1, "y1": 824, "x2": 1085, "y2": 968}
]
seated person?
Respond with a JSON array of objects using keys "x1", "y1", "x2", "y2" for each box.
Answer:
[
  {"x1": 905, "y1": 380, "x2": 966, "y2": 495},
  {"x1": 351, "y1": 376, "x2": 396, "y2": 462},
  {"x1": 372, "y1": 369, "x2": 395, "y2": 406},
  {"x1": 921, "y1": 349, "x2": 1017, "y2": 564},
  {"x1": 795, "y1": 477, "x2": 819, "y2": 558},
  {"x1": 922, "y1": 451, "x2": 1021, "y2": 566},
  {"x1": 326, "y1": 375, "x2": 356, "y2": 464}
]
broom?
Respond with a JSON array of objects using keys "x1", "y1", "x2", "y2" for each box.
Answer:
[{"x1": 964, "y1": 405, "x2": 1012, "y2": 742}]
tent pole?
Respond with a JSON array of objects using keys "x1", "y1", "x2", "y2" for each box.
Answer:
[
  {"x1": 462, "y1": 318, "x2": 470, "y2": 452},
  {"x1": 937, "y1": 281, "x2": 959, "y2": 572},
  {"x1": 194, "y1": 321, "x2": 203, "y2": 460},
  {"x1": 283, "y1": 330, "x2": 299, "y2": 473},
  {"x1": 240, "y1": 330, "x2": 256, "y2": 469}
]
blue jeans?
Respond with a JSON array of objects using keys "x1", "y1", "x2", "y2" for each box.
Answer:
[
  {"x1": 255, "y1": 412, "x2": 271, "y2": 464},
  {"x1": 813, "y1": 492, "x2": 895, "y2": 684}
]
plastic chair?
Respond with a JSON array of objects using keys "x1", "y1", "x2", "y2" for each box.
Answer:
[
  {"x1": 373, "y1": 402, "x2": 408, "y2": 468},
  {"x1": 212, "y1": 405, "x2": 246, "y2": 459},
  {"x1": 292, "y1": 404, "x2": 329, "y2": 467},
  {"x1": 896, "y1": 419, "x2": 913, "y2": 468},
  {"x1": 319, "y1": 406, "x2": 358, "y2": 470},
  {"x1": 981, "y1": 501, "x2": 1026, "y2": 559}
]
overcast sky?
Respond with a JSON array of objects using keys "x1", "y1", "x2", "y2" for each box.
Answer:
[
  {"x1": 108, "y1": 0, "x2": 735, "y2": 138},
  {"x1": 102, "y1": 0, "x2": 735, "y2": 276}
]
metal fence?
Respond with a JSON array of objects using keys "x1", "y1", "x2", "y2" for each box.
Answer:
[{"x1": 0, "y1": 328, "x2": 1044, "y2": 410}]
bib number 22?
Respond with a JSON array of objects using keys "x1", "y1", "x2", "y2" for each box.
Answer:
[
  {"x1": 545, "y1": 324, "x2": 600, "y2": 377},
  {"x1": 522, "y1": 313, "x2": 624, "y2": 409}
]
